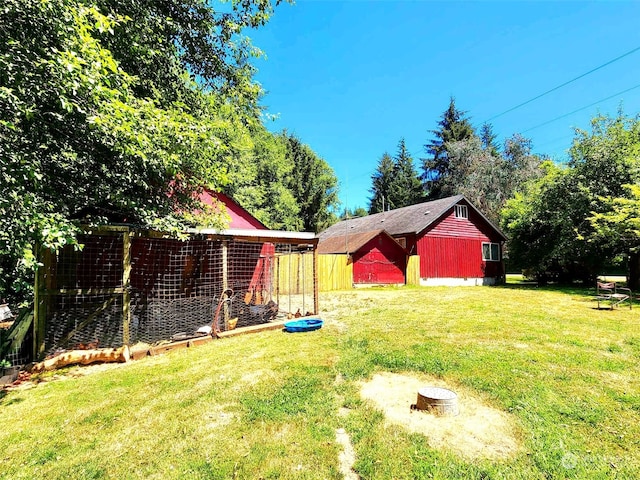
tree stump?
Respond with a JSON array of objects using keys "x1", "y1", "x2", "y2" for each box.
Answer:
[{"x1": 414, "y1": 387, "x2": 459, "y2": 416}]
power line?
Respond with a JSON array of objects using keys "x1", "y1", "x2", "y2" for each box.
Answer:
[
  {"x1": 521, "y1": 83, "x2": 640, "y2": 134},
  {"x1": 485, "y1": 45, "x2": 640, "y2": 123},
  {"x1": 534, "y1": 134, "x2": 574, "y2": 152}
]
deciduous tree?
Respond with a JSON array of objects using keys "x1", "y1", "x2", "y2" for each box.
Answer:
[
  {"x1": 589, "y1": 185, "x2": 640, "y2": 289},
  {"x1": 502, "y1": 113, "x2": 640, "y2": 285},
  {"x1": 0, "y1": 0, "x2": 282, "y2": 304},
  {"x1": 224, "y1": 126, "x2": 301, "y2": 230}
]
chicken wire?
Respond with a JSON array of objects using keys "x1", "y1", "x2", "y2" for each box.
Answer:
[{"x1": 38, "y1": 229, "x2": 317, "y2": 356}]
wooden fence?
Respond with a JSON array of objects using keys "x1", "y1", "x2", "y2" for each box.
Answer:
[
  {"x1": 318, "y1": 254, "x2": 353, "y2": 291},
  {"x1": 407, "y1": 255, "x2": 420, "y2": 286},
  {"x1": 281, "y1": 254, "x2": 420, "y2": 292},
  {"x1": 274, "y1": 252, "x2": 315, "y2": 295}
]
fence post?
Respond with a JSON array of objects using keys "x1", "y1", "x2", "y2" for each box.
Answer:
[
  {"x1": 122, "y1": 229, "x2": 131, "y2": 346},
  {"x1": 313, "y1": 246, "x2": 319, "y2": 315},
  {"x1": 33, "y1": 246, "x2": 52, "y2": 359},
  {"x1": 222, "y1": 240, "x2": 229, "y2": 329}
]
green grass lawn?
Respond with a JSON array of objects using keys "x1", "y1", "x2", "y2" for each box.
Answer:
[{"x1": 1, "y1": 284, "x2": 639, "y2": 479}]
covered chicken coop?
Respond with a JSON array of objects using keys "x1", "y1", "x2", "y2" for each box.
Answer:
[{"x1": 33, "y1": 226, "x2": 318, "y2": 358}]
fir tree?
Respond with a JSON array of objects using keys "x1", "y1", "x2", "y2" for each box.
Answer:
[
  {"x1": 281, "y1": 133, "x2": 339, "y2": 232},
  {"x1": 480, "y1": 123, "x2": 500, "y2": 157},
  {"x1": 422, "y1": 97, "x2": 474, "y2": 199},
  {"x1": 369, "y1": 152, "x2": 395, "y2": 213},
  {"x1": 388, "y1": 139, "x2": 424, "y2": 208}
]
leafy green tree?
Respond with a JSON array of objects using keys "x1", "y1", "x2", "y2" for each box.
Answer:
[
  {"x1": 340, "y1": 207, "x2": 368, "y2": 220},
  {"x1": 224, "y1": 127, "x2": 301, "y2": 230},
  {"x1": 0, "y1": 0, "x2": 281, "y2": 304},
  {"x1": 575, "y1": 114, "x2": 640, "y2": 288},
  {"x1": 502, "y1": 113, "x2": 640, "y2": 285},
  {"x1": 281, "y1": 133, "x2": 339, "y2": 232},
  {"x1": 369, "y1": 152, "x2": 395, "y2": 214},
  {"x1": 422, "y1": 97, "x2": 475, "y2": 199},
  {"x1": 444, "y1": 137, "x2": 508, "y2": 224},
  {"x1": 501, "y1": 162, "x2": 587, "y2": 282},
  {"x1": 93, "y1": 0, "x2": 277, "y2": 111},
  {"x1": 589, "y1": 185, "x2": 640, "y2": 289}
]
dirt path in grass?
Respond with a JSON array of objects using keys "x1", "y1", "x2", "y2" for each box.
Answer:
[
  {"x1": 336, "y1": 425, "x2": 359, "y2": 480},
  {"x1": 359, "y1": 372, "x2": 521, "y2": 461}
]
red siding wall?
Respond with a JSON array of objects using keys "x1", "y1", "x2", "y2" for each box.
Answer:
[
  {"x1": 353, "y1": 236, "x2": 406, "y2": 284},
  {"x1": 417, "y1": 207, "x2": 503, "y2": 279},
  {"x1": 429, "y1": 209, "x2": 491, "y2": 239},
  {"x1": 418, "y1": 236, "x2": 485, "y2": 278},
  {"x1": 199, "y1": 191, "x2": 267, "y2": 230}
]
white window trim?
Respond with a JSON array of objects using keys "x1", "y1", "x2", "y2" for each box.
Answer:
[
  {"x1": 454, "y1": 204, "x2": 468, "y2": 219},
  {"x1": 482, "y1": 242, "x2": 500, "y2": 261}
]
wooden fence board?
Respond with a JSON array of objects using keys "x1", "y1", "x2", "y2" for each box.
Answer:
[
  {"x1": 318, "y1": 254, "x2": 353, "y2": 291},
  {"x1": 406, "y1": 255, "x2": 420, "y2": 286}
]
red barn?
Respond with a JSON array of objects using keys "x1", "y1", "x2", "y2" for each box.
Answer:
[
  {"x1": 37, "y1": 192, "x2": 319, "y2": 356},
  {"x1": 319, "y1": 195, "x2": 506, "y2": 286},
  {"x1": 317, "y1": 229, "x2": 407, "y2": 285},
  {"x1": 198, "y1": 191, "x2": 268, "y2": 230}
]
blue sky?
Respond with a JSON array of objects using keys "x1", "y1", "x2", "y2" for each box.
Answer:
[{"x1": 249, "y1": 1, "x2": 640, "y2": 211}]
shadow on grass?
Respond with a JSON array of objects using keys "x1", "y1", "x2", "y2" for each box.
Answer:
[
  {"x1": 0, "y1": 388, "x2": 22, "y2": 405},
  {"x1": 499, "y1": 281, "x2": 594, "y2": 297},
  {"x1": 500, "y1": 281, "x2": 637, "y2": 310}
]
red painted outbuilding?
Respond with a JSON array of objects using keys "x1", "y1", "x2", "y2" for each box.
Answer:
[
  {"x1": 317, "y1": 229, "x2": 407, "y2": 285},
  {"x1": 319, "y1": 195, "x2": 506, "y2": 286},
  {"x1": 198, "y1": 190, "x2": 268, "y2": 230}
]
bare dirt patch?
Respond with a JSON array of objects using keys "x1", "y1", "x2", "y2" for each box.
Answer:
[
  {"x1": 336, "y1": 427, "x2": 359, "y2": 480},
  {"x1": 360, "y1": 372, "x2": 521, "y2": 461}
]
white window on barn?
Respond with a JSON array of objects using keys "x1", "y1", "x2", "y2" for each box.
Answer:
[
  {"x1": 482, "y1": 242, "x2": 500, "y2": 261},
  {"x1": 454, "y1": 204, "x2": 468, "y2": 219}
]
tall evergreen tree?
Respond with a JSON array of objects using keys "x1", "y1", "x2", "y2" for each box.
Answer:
[
  {"x1": 368, "y1": 152, "x2": 395, "y2": 214},
  {"x1": 422, "y1": 97, "x2": 474, "y2": 199},
  {"x1": 281, "y1": 133, "x2": 339, "y2": 233},
  {"x1": 369, "y1": 140, "x2": 424, "y2": 213},
  {"x1": 480, "y1": 123, "x2": 500, "y2": 157},
  {"x1": 388, "y1": 139, "x2": 424, "y2": 208}
]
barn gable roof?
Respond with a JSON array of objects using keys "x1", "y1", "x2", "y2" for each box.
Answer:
[
  {"x1": 198, "y1": 191, "x2": 268, "y2": 230},
  {"x1": 319, "y1": 195, "x2": 506, "y2": 241},
  {"x1": 317, "y1": 229, "x2": 405, "y2": 255}
]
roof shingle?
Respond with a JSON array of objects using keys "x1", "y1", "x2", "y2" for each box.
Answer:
[
  {"x1": 317, "y1": 229, "x2": 405, "y2": 254},
  {"x1": 318, "y1": 195, "x2": 505, "y2": 241}
]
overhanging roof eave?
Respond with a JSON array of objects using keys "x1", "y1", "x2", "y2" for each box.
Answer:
[{"x1": 185, "y1": 228, "x2": 318, "y2": 244}]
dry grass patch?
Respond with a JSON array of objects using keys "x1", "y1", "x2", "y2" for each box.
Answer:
[{"x1": 360, "y1": 371, "x2": 522, "y2": 461}]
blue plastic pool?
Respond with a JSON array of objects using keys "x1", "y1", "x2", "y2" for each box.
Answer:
[{"x1": 284, "y1": 318, "x2": 323, "y2": 333}]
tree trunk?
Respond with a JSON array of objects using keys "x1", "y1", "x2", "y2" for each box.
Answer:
[
  {"x1": 628, "y1": 252, "x2": 640, "y2": 291},
  {"x1": 31, "y1": 345, "x2": 130, "y2": 373}
]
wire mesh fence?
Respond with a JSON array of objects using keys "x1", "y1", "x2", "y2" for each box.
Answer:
[
  {"x1": 35, "y1": 227, "x2": 318, "y2": 357},
  {"x1": 1, "y1": 304, "x2": 32, "y2": 374}
]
